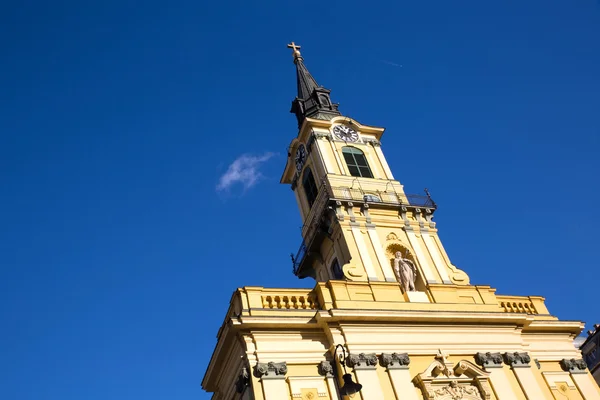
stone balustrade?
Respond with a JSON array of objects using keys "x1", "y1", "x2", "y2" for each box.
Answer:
[{"x1": 496, "y1": 295, "x2": 548, "y2": 314}]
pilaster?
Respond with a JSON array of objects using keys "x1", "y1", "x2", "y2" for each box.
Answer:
[
  {"x1": 318, "y1": 361, "x2": 340, "y2": 399},
  {"x1": 349, "y1": 222, "x2": 379, "y2": 281},
  {"x1": 561, "y1": 358, "x2": 600, "y2": 399},
  {"x1": 380, "y1": 353, "x2": 419, "y2": 400},
  {"x1": 254, "y1": 362, "x2": 289, "y2": 400},
  {"x1": 474, "y1": 352, "x2": 521, "y2": 399},
  {"x1": 422, "y1": 232, "x2": 452, "y2": 284},
  {"x1": 346, "y1": 353, "x2": 385, "y2": 399},
  {"x1": 503, "y1": 352, "x2": 546, "y2": 400},
  {"x1": 366, "y1": 224, "x2": 396, "y2": 282},
  {"x1": 404, "y1": 228, "x2": 438, "y2": 284}
]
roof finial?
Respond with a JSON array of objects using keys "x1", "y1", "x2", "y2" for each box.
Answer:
[{"x1": 287, "y1": 41, "x2": 302, "y2": 62}]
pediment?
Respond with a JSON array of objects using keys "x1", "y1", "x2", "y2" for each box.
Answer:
[{"x1": 413, "y1": 357, "x2": 492, "y2": 400}]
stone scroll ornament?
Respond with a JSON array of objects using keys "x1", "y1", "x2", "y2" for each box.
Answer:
[
  {"x1": 393, "y1": 251, "x2": 417, "y2": 292},
  {"x1": 254, "y1": 361, "x2": 287, "y2": 378},
  {"x1": 380, "y1": 353, "x2": 411, "y2": 369},
  {"x1": 474, "y1": 352, "x2": 503, "y2": 368},
  {"x1": 502, "y1": 352, "x2": 531, "y2": 367},
  {"x1": 345, "y1": 353, "x2": 378, "y2": 369},
  {"x1": 560, "y1": 358, "x2": 587, "y2": 373},
  {"x1": 318, "y1": 361, "x2": 333, "y2": 377}
]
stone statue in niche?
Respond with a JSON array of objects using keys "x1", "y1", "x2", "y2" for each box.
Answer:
[{"x1": 394, "y1": 251, "x2": 417, "y2": 292}]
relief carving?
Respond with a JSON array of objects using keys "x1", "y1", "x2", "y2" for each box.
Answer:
[
  {"x1": 503, "y1": 352, "x2": 530, "y2": 368},
  {"x1": 386, "y1": 232, "x2": 399, "y2": 241},
  {"x1": 560, "y1": 358, "x2": 587, "y2": 373},
  {"x1": 474, "y1": 352, "x2": 503, "y2": 368},
  {"x1": 346, "y1": 353, "x2": 378, "y2": 369},
  {"x1": 254, "y1": 361, "x2": 287, "y2": 378},
  {"x1": 380, "y1": 352, "x2": 410, "y2": 369},
  {"x1": 433, "y1": 381, "x2": 482, "y2": 400},
  {"x1": 317, "y1": 360, "x2": 333, "y2": 377}
]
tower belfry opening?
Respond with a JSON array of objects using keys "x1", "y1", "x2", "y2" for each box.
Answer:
[{"x1": 201, "y1": 44, "x2": 597, "y2": 400}]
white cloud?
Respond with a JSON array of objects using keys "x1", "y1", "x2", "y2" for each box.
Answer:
[{"x1": 216, "y1": 152, "x2": 274, "y2": 192}]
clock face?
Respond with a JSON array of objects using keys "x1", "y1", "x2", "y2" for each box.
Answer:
[
  {"x1": 333, "y1": 125, "x2": 359, "y2": 142},
  {"x1": 295, "y1": 145, "x2": 307, "y2": 172}
]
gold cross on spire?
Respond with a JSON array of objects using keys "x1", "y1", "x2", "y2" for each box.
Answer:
[{"x1": 287, "y1": 41, "x2": 302, "y2": 61}]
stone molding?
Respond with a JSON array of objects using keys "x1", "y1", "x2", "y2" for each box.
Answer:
[
  {"x1": 254, "y1": 361, "x2": 287, "y2": 379},
  {"x1": 560, "y1": 358, "x2": 587, "y2": 374},
  {"x1": 503, "y1": 352, "x2": 531, "y2": 368},
  {"x1": 474, "y1": 352, "x2": 504, "y2": 368},
  {"x1": 380, "y1": 353, "x2": 410, "y2": 370},
  {"x1": 318, "y1": 360, "x2": 333, "y2": 377},
  {"x1": 346, "y1": 353, "x2": 378, "y2": 370}
]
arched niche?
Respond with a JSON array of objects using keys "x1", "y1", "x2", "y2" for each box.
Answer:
[{"x1": 385, "y1": 242, "x2": 427, "y2": 292}]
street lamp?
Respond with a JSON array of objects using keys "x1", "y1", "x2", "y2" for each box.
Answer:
[{"x1": 334, "y1": 344, "x2": 362, "y2": 398}]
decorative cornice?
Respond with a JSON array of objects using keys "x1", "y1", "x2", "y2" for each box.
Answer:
[
  {"x1": 474, "y1": 352, "x2": 503, "y2": 368},
  {"x1": 560, "y1": 358, "x2": 588, "y2": 374},
  {"x1": 235, "y1": 367, "x2": 250, "y2": 393},
  {"x1": 346, "y1": 353, "x2": 378, "y2": 370},
  {"x1": 503, "y1": 352, "x2": 531, "y2": 368},
  {"x1": 254, "y1": 361, "x2": 287, "y2": 379},
  {"x1": 318, "y1": 361, "x2": 333, "y2": 377},
  {"x1": 380, "y1": 353, "x2": 410, "y2": 370}
]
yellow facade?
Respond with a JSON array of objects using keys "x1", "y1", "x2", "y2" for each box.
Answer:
[{"x1": 202, "y1": 48, "x2": 599, "y2": 399}]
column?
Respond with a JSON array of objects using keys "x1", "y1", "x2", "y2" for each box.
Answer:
[
  {"x1": 474, "y1": 352, "x2": 521, "y2": 399},
  {"x1": 346, "y1": 353, "x2": 385, "y2": 399},
  {"x1": 503, "y1": 352, "x2": 546, "y2": 400},
  {"x1": 255, "y1": 361, "x2": 289, "y2": 400},
  {"x1": 561, "y1": 358, "x2": 600, "y2": 399},
  {"x1": 380, "y1": 353, "x2": 419, "y2": 400},
  {"x1": 319, "y1": 361, "x2": 341, "y2": 400}
]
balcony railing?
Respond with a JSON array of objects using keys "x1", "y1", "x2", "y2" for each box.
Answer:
[
  {"x1": 329, "y1": 187, "x2": 436, "y2": 209},
  {"x1": 292, "y1": 182, "x2": 436, "y2": 276}
]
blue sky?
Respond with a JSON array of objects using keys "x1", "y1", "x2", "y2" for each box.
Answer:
[{"x1": 1, "y1": 1, "x2": 599, "y2": 399}]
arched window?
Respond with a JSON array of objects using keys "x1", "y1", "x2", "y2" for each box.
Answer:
[
  {"x1": 342, "y1": 147, "x2": 374, "y2": 178},
  {"x1": 302, "y1": 168, "x2": 319, "y2": 207},
  {"x1": 331, "y1": 258, "x2": 344, "y2": 279}
]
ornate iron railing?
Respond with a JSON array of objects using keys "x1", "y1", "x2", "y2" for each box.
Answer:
[{"x1": 329, "y1": 187, "x2": 436, "y2": 209}]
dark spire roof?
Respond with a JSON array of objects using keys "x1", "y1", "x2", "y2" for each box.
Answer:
[
  {"x1": 295, "y1": 57, "x2": 319, "y2": 100},
  {"x1": 287, "y1": 42, "x2": 341, "y2": 128}
]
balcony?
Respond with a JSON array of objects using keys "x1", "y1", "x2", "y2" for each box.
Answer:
[{"x1": 292, "y1": 181, "x2": 436, "y2": 277}]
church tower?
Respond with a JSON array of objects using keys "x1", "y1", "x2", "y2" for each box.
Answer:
[
  {"x1": 202, "y1": 44, "x2": 600, "y2": 400},
  {"x1": 281, "y1": 42, "x2": 468, "y2": 297}
]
